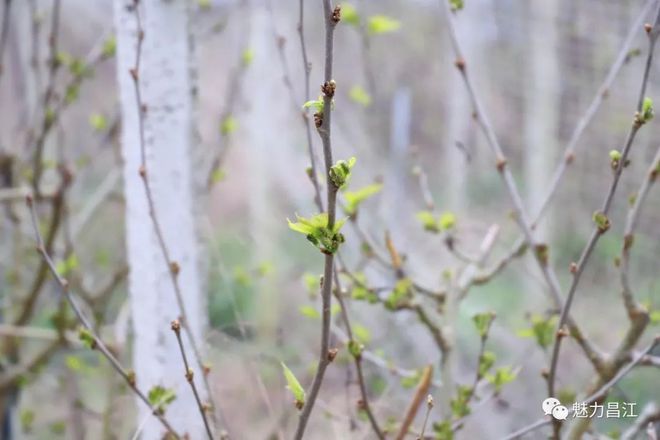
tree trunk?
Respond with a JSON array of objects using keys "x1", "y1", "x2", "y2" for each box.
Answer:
[{"x1": 113, "y1": 0, "x2": 206, "y2": 438}]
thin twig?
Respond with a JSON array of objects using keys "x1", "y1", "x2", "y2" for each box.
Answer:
[
  {"x1": 417, "y1": 395, "x2": 433, "y2": 440},
  {"x1": 171, "y1": 320, "x2": 214, "y2": 440},
  {"x1": 25, "y1": 195, "x2": 180, "y2": 438},
  {"x1": 332, "y1": 272, "x2": 385, "y2": 439},
  {"x1": 293, "y1": 3, "x2": 341, "y2": 439}
]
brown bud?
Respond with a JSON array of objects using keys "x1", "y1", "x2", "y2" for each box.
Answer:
[
  {"x1": 314, "y1": 112, "x2": 323, "y2": 128},
  {"x1": 331, "y1": 5, "x2": 342, "y2": 24},
  {"x1": 623, "y1": 234, "x2": 634, "y2": 251},
  {"x1": 454, "y1": 57, "x2": 466, "y2": 71},
  {"x1": 327, "y1": 348, "x2": 339, "y2": 362},
  {"x1": 565, "y1": 151, "x2": 575, "y2": 164},
  {"x1": 357, "y1": 399, "x2": 366, "y2": 410},
  {"x1": 171, "y1": 319, "x2": 181, "y2": 332},
  {"x1": 496, "y1": 157, "x2": 507, "y2": 172},
  {"x1": 185, "y1": 368, "x2": 194, "y2": 382},
  {"x1": 295, "y1": 400, "x2": 304, "y2": 410},
  {"x1": 26, "y1": 194, "x2": 33, "y2": 206},
  {"x1": 129, "y1": 68, "x2": 138, "y2": 81},
  {"x1": 541, "y1": 368, "x2": 549, "y2": 379},
  {"x1": 569, "y1": 262, "x2": 578, "y2": 274},
  {"x1": 202, "y1": 363, "x2": 212, "y2": 376},
  {"x1": 557, "y1": 327, "x2": 569, "y2": 338},
  {"x1": 138, "y1": 165, "x2": 146, "y2": 178},
  {"x1": 170, "y1": 261, "x2": 180, "y2": 276},
  {"x1": 645, "y1": 23, "x2": 653, "y2": 34},
  {"x1": 321, "y1": 80, "x2": 336, "y2": 98},
  {"x1": 127, "y1": 369, "x2": 137, "y2": 387}
]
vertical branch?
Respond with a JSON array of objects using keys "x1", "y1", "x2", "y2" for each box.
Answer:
[
  {"x1": 170, "y1": 320, "x2": 214, "y2": 440},
  {"x1": 293, "y1": 3, "x2": 341, "y2": 439},
  {"x1": 298, "y1": 0, "x2": 324, "y2": 211},
  {"x1": 31, "y1": 0, "x2": 62, "y2": 195}
]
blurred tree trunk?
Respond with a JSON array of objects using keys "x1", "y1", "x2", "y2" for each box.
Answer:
[
  {"x1": 113, "y1": 1, "x2": 207, "y2": 438},
  {"x1": 524, "y1": 0, "x2": 559, "y2": 242}
]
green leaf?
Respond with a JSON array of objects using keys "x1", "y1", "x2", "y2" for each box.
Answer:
[
  {"x1": 341, "y1": 3, "x2": 360, "y2": 26},
  {"x1": 439, "y1": 211, "x2": 457, "y2": 230},
  {"x1": 642, "y1": 97, "x2": 654, "y2": 122},
  {"x1": 433, "y1": 421, "x2": 454, "y2": 440},
  {"x1": 349, "y1": 85, "x2": 372, "y2": 107},
  {"x1": 220, "y1": 115, "x2": 238, "y2": 136},
  {"x1": 211, "y1": 168, "x2": 226, "y2": 183},
  {"x1": 147, "y1": 386, "x2": 176, "y2": 413},
  {"x1": 329, "y1": 157, "x2": 357, "y2": 188},
  {"x1": 302, "y1": 98, "x2": 324, "y2": 112},
  {"x1": 242, "y1": 48, "x2": 254, "y2": 67},
  {"x1": 400, "y1": 370, "x2": 421, "y2": 389},
  {"x1": 367, "y1": 15, "x2": 401, "y2": 35},
  {"x1": 288, "y1": 213, "x2": 347, "y2": 254},
  {"x1": 609, "y1": 150, "x2": 622, "y2": 161},
  {"x1": 344, "y1": 183, "x2": 382, "y2": 215},
  {"x1": 486, "y1": 366, "x2": 517, "y2": 393},
  {"x1": 20, "y1": 409, "x2": 35, "y2": 433},
  {"x1": 592, "y1": 211, "x2": 610, "y2": 233},
  {"x1": 55, "y1": 254, "x2": 79, "y2": 276},
  {"x1": 449, "y1": 0, "x2": 464, "y2": 12},
  {"x1": 299, "y1": 305, "x2": 320, "y2": 319},
  {"x1": 281, "y1": 362, "x2": 306, "y2": 407},
  {"x1": 89, "y1": 113, "x2": 108, "y2": 131},
  {"x1": 650, "y1": 310, "x2": 660, "y2": 325},
  {"x1": 353, "y1": 324, "x2": 372, "y2": 344},
  {"x1": 384, "y1": 278, "x2": 412, "y2": 310},
  {"x1": 78, "y1": 327, "x2": 96, "y2": 349},
  {"x1": 416, "y1": 210, "x2": 440, "y2": 233},
  {"x1": 517, "y1": 315, "x2": 557, "y2": 349},
  {"x1": 302, "y1": 273, "x2": 320, "y2": 296},
  {"x1": 65, "y1": 355, "x2": 85, "y2": 372},
  {"x1": 348, "y1": 340, "x2": 364, "y2": 358},
  {"x1": 450, "y1": 385, "x2": 473, "y2": 418},
  {"x1": 472, "y1": 311, "x2": 495, "y2": 339},
  {"x1": 102, "y1": 36, "x2": 117, "y2": 58},
  {"x1": 478, "y1": 351, "x2": 496, "y2": 377}
]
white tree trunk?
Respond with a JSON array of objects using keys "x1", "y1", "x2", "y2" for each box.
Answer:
[
  {"x1": 524, "y1": 0, "x2": 559, "y2": 242},
  {"x1": 113, "y1": 1, "x2": 206, "y2": 438}
]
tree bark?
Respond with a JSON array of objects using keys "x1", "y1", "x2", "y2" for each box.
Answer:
[{"x1": 113, "y1": 0, "x2": 206, "y2": 437}]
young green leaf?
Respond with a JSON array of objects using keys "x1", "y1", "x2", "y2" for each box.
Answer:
[
  {"x1": 642, "y1": 96, "x2": 654, "y2": 122},
  {"x1": 367, "y1": 15, "x2": 401, "y2": 35},
  {"x1": 89, "y1": 113, "x2": 108, "y2": 132},
  {"x1": 329, "y1": 157, "x2": 357, "y2": 188},
  {"x1": 299, "y1": 305, "x2": 320, "y2": 319},
  {"x1": 220, "y1": 115, "x2": 238, "y2": 136},
  {"x1": 344, "y1": 183, "x2": 382, "y2": 215},
  {"x1": 478, "y1": 351, "x2": 496, "y2": 377},
  {"x1": 281, "y1": 362, "x2": 306, "y2": 408},
  {"x1": 349, "y1": 85, "x2": 372, "y2": 107},
  {"x1": 341, "y1": 3, "x2": 360, "y2": 26},
  {"x1": 416, "y1": 211, "x2": 440, "y2": 233},
  {"x1": 486, "y1": 366, "x2": 517, "y2": 393},
  {"x1": 472, "y1": 311, "x2": 495, "y2": 339},
  {"x1": 242, "y1": 48, "x2": 254, "y2": 67},
  {"x1": 302, "y1": 97, "x2": 324, "y2": 113},
  {"x1": 439, "y1": 211, "x2": 457, "y2": 230},
  {"x1": 449, "y1": 0, "x2": 465, "y2": 11},
  {"x1": 147, "y1": 386, "x2": 177, "y2": 414},
  {"x1": 78, "y1": 327, "x2": 96, "y2": 350}
]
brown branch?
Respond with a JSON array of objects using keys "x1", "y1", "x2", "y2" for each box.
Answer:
[
  {"x1": 31, "y1": 0, "x2": 62, "y2": 195},
  {"x1": 171, "y1": 320, "x2": 214, "y2": 440},
  {"x1": 25, "y1": 195, "x2": 180, "y2": 438},
  {"x1": 395, "y1": 365, "x2": 433, "y2": 440},
  {"x1": 293, "y1": 3, "x2": 341, "y2": 439}
]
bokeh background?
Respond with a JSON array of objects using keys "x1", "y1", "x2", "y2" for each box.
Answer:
[{"x1": 1, "y1": 0, "x2": 660, "y2": 438}]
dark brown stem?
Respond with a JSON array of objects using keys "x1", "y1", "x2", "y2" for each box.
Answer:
[
  {"x1": 293, "y1": 2, "x2": 340, "y2": 438},
  {"x1": 171, "y1": 320, "x2": 214, "y2": 440}
]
